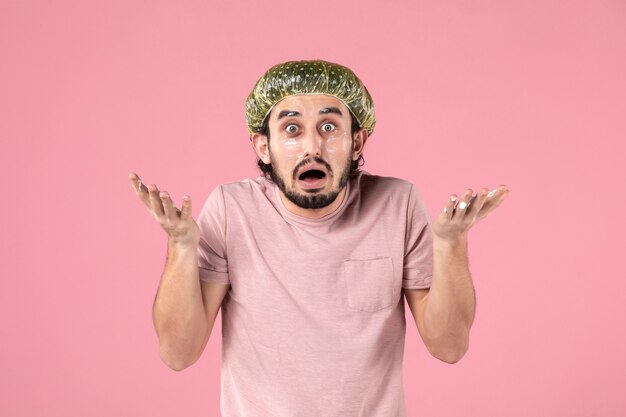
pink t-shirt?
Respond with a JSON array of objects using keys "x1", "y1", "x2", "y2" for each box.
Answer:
[{"x1": 197, "y1": 172, "x2": 433, "y2": 417}]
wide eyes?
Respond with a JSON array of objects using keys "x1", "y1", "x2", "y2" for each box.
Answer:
[
  {"x1": 321, "y1": 123, "x2": 336, "y2": 132},
  {"x1": 284, "y1": 123, "x2": 336, "y2": 134}
]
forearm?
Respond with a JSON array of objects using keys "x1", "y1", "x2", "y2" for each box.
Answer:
[
  {"x1": 152, "y1": 240, "x2": 208, "y2": 370},
  {"x1": 423, "y1": 235, "x2": 476, "y2": 362}
]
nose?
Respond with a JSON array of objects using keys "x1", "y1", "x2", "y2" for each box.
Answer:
[{"x1": 301, "y1": 129, "x2": 323, "y2": 157}]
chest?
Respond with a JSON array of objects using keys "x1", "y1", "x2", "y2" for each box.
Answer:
[{"x1": 223, "y1": 208, "x2": 408, "y2": 314}]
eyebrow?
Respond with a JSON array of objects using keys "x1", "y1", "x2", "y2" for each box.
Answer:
[{"x1": 276, "y1": 107, "x2": 343, "y2": 121}]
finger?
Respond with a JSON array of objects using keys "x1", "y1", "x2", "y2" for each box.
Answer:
[
  {"x1": 475, "y1": 185, "x2": 509, "y2": 222},
  {"x1": 160, "y1": 191, "x2": 177, "y2": 221},
  {"x1": 129, "y1": 172, "x2": 145, "y2": 195},
  {"x1": 476, "y1": 187, "x2": 500, "y2": 213},
  {"x1": 452, "y1": 189, "x2": 473, "y2": 223},
  {"x1": 490, "y1": 186, "x2": 510, "y2": 207},
  {"x1": 147, "y1": 184, "x2": 165, "y2": 217},
  {"x1": 484, "y1": 186, "x2": 509, "y2": 210},
  {"x1": 487, "y1": 184, "x2": 508, "y2": 200},
  {"x1": 442, "y1": 194, "x2": 457, "y2": 220},
  {"x1": 496, "y1": 184, "x2": 509, "y2": 199},
  {"x1": 468, "y1": 188, "x2": 488, "y2": 217},
  {"x1": 180, "y1": 195, "x2": 192, "y2": 221},
  {"x1": 129, "y1": 172, "x2": 151, "y2": 206}
]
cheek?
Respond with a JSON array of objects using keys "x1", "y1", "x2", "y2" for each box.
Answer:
[
  {"x1": 325, "y1": 132, "x2": 352, "y2": 156},
  {"x1": 274, "y1": 137, "x2": 306, "y2": 160}
]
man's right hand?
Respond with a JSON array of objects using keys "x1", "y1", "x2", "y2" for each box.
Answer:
[{"x1": 129, "y1": 172, "x2": 200, "y2": 247}]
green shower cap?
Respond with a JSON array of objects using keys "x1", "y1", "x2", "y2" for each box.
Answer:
[{"x1": 245, "y1": 60, "x2": 376, "y2": 138}]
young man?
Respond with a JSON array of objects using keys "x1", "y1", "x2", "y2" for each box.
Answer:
[{"x1": 129, "y1": 60, "x2": 509, "y2": 416}]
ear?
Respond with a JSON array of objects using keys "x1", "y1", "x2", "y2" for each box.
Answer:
[
  {"x1": 251, "y1": 133, "x2": 271, "y2": 164},
  {"x1": 352, "y1": 128, "x2": 368, "y2": 161}
]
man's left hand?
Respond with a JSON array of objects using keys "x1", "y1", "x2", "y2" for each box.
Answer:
[{"x1": 433, "y1": 185, "x2": 510, "y2": 242}]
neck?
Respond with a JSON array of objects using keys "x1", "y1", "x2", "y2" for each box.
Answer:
[{"x1": 278, "y1": 186, "x2": 348, "y2": 219}]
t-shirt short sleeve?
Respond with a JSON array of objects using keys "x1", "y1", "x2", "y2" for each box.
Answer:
[
  {"x1": 196, "y1": 185, "x2": 230, "y2": 284},
  {"x1": 403, "y1": 185, "x2": 434, "y2": 289}
]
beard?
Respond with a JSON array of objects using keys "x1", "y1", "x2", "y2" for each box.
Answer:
[{"x1": 268, "y1": 152, "x2": 353, "y2": 210}]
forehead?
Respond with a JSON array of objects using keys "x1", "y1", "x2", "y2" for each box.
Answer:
[{"x1": 271, "y1": 94, "x2": 350, "y2": 116}]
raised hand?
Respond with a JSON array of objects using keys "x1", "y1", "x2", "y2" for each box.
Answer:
[
  {"x1": 433, "y1": 185, "x2": 510, "y2": 242},
  {"x1": 129, "y1": 172, "x2": 200, "y2": 247}
]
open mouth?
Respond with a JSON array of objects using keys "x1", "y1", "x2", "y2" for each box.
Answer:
[
  {"x1": 299, "y1": 169, "x2": 326, "y2": 181},
  {"x1": 297, "y1": 169, "x2": 328, "y2": 189}
]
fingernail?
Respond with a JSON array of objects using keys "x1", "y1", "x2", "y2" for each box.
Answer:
[
  {"x1": 450, "y1": 196, "x2": 457, "y2": 202},
  {"x1": 487, "y1": 189, "x2": 496, "y2": 198},
  {"x1": 458, "y1": 201, "x2": 468, "y2": 209}
]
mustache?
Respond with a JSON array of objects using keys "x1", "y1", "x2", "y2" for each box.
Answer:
[{"x1": 292, "y1": 157, "x2": 332, "y2": 180}]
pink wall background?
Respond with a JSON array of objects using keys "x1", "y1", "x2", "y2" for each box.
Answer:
[{"x1": 1, "y1": 0, "x2": 625, "y2": 416}]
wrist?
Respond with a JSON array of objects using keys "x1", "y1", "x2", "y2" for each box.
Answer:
[
  {"x1": 433, "y1": 234, "x2": 468, "y2": 250},
  {"x1": 167, "y1": 238, "x2": 198, "y2": 253}
]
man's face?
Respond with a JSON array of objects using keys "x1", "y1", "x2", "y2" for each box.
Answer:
[{"x1": 254, "y1": 94, "x2": 365, "y2": 210}]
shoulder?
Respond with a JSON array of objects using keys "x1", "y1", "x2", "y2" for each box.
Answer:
[
  {"x1": 355, "y1": 172, "x2": 428, "y2": 213},
  {"x1": 205, "y1": 177, "x2": 276, "y2": 214},
  {"x1": 357, "y1": 172, "x2": 415, "y2": 197},
  {"x1": 218, "y1": 176, "x2": 271, "y2": 197}
]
